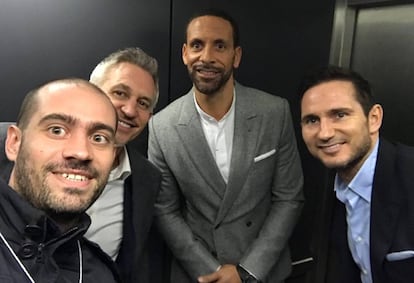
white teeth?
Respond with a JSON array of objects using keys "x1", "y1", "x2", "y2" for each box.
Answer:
[
  {"x1": 118, "y1": 121, "x2": 131, "y2": 128},
  {"x1": 62, "y1": 173, "x2": 87, "y2": 181}
]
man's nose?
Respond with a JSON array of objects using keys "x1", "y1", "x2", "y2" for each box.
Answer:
[
  {"x1": 121, "y1": 100, "x2": 139, "y2": 117},
  {"x1": 62, "y1": 132, "x2": 93, "y2": 161},
  {"x1": 200, "y1": 46, "x2": 215, "y2": 63},
  {"x1": 317, "y1": 119, "x2": 335, "y2": 140}
]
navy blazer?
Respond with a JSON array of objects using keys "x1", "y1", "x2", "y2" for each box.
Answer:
[
  {"x1": 116, "y1": 145, "x2": 162, "y2": 283},
  {"x1": 0, "y1": 122, "x2": 164, "y2": 283},
  {"x1": 327, "y1": 138, "x2": 414, "y2": 283}
]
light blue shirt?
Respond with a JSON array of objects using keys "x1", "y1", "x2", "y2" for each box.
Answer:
[{"x1": 335, "y1": 140, "x2": 379, "y2": 283}]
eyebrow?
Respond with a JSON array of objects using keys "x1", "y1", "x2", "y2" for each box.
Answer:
[
  {"x1": 39, "y1": 113, "x2": 116, "y2": 137},
  {"x1": 111, "y1": 83, "x2": 131, "y2": 93}
]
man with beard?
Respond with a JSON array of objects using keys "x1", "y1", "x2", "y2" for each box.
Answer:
[
  {"x1": 0, "y1": 48, "x2": 164, "y2": 283},
  {"x1": 148, "y1": 9, "x2": 304, "y2": 283},
  {"x1": 0, "y1": 79, "x2": 120, "y2": 282},
  {"x1": 299, "y1": 66, "x2": 414, "y2": 283}
]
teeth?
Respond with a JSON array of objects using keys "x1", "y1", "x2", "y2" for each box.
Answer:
[
  {"x1": 62, "y1": 173, "x2": 87, "y2": 181},
  {"x1": 118, "y1": 121, "x2": 131, "y2": 128}
]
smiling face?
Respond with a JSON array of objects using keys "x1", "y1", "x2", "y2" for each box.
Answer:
[
  {"x1": 6, "y1": 81, "x2": 117, "y2": 220},
  {"x1": 182, "y1": 15, "x2": 241, "y2": 95},
  {"x1": 300, "y1": 80, "x2": 382, "y2": 180},
  {"x1": 98, "y1": 62, "x2": 156, "y2": 145}
]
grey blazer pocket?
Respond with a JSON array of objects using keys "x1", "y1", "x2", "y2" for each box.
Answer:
[
  {"x1": 254, "y1": 149, "x2": 276, "y2": 163},
  {"x1": 386, "y1": 250, "x2": 414, "y2": 261}
]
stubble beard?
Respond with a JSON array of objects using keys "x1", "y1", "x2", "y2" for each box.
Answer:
[
  {"x1": 189, "y1": 65, "x2": 233, "y2": 95},
  {"x1": 330, "y1": 134, "x2": 372, "y2": 177},
  {"x1": 13, "y1": 144, "x2": 106, "y2": 220}
]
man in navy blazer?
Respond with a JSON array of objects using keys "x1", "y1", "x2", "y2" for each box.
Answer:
[
  {"x1": 148, "y1": 10, "x2": 304, "y2": 283},
  {"x1": 87, "y1": 47, "x2": 162, "y2": 283},
  {"x1": 1, "y1": 47, "x2": 163, "y2": 283},
  {"x1": 300, "y1": 66, "x2": 414, "y2": 283}
]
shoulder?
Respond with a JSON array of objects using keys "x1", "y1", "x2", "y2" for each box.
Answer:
[
  {"x1": 377, "y1": 138, "x2": 414, "y2": 182},
  {"x1": 235, "y1": 82, "x2": 288, "y2": 109},
  {"x1": 152, "y1": 92, "x2": 192, "y2": 121}
]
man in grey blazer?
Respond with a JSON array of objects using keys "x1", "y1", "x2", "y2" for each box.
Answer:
[{"x1": 148, "y1": 10, "x2": 304, "y2": 283}]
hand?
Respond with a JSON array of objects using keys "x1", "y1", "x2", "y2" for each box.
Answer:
[{"x1": 198, "y1": 264, "x2": 242, "y2": 283}]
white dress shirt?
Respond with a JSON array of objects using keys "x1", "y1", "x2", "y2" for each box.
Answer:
[
  {"x1": 85, "y1": 146, "x2": 131, "y2": 260},
  {"x1": 194, "y1": 91, "x2": 235, "y2": 184}
]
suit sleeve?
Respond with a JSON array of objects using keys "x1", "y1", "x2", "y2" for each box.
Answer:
[
  {"x1": 147, "y1": 118, "x2": 221, "y2": 280},
  {"x1": 239, "y1": 99, "x2": 304, "y2": 280}
]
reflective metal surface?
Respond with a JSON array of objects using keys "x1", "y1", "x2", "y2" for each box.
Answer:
[{"x1": 331, "y1": 1, "x2": 414, "y2": 145}]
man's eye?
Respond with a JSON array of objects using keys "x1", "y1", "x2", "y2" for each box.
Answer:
[
  {"x1": 216, "y1": 43, "x2": 225, "y2": 50},
  {"x1": 48, "y1": 126, "x2": 66, "y2": 136},
  {"x1": 303, "y1": 117, "x2": 318, "y2": 125},
  {"x1": 137, "y1": 99, "x2": 151, "y2": 110},
  {"x1": 191, "y1": 43, "x2": 202, "y2": 50},
  {"x1": 336, "y1": 112, "x2": 347, "y2": 118},
  {"x1": 92, "y1": 134, "x2": 110, "y2": 144},
  {"x1": 113, "y1": 90, "x2": 126, "y2": 98}
]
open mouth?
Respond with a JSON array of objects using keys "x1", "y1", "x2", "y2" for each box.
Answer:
[{"x1": 118, "y1": 120, "x2": 136, "y2": 129}]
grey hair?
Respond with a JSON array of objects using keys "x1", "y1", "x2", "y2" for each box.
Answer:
[{"x1": 90, "y1": 47, "x2": 159, "y2": 108}]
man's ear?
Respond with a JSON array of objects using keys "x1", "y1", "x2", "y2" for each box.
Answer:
[
  {"x1": 182, "y1": 43, "x2": 188, "y2": 66},
  {"x1": 368, "y1": 104, "x2": 383, "y2": 134},
  {"x1": 233, "y1": 46, "x2": 242, "y2": 69},
  {"x1": 5, "y1": 125, "x2": 22, "y2": 162}
]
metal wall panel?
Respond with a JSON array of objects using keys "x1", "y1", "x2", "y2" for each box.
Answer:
[{"x1": 351, "y1": 4, "x2": 414, "y2": 145}]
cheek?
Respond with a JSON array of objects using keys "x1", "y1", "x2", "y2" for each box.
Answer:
[
  {"x1": 301, "y1": 130, "x2": 314, "y2": 145},
  {"x1": 139, "y1": 112, "x2": 152, "y2": 123},
  {"x1": 100, "y1": 152, "x2": 117, "y2": 171}
]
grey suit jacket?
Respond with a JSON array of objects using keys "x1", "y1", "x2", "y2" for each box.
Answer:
[{"x1": 148, "y1": 82, "x2": 304, "y2": 283}]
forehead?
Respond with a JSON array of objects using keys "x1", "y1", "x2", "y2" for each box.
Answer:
[
  {"x1": 187, "y1": 15, "x2": 233, "y2": 41},
  {"x1": 35, "y1": 84, "x2": 116, "y2": 126},
  {"x1": 301, "y1": 80, "x2": 360, "y2": 113},
  {"x1": 104, "y1": 63, "x2": 155, "y2": 88}
]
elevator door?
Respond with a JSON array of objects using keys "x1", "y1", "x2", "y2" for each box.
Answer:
[{"x1": 351, "y1": 3, "x2": 414, "y2": 146}]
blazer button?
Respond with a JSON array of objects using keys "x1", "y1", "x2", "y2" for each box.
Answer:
[
  {"x1": 19, "y1": 243, "x2": 36, "y2": 259},
  {"x1": 212, "y1": 251, "x2": 217, "y2": 257},
  {"x1": 246, "y1": 221, "x2": 252, "y2": 227}
]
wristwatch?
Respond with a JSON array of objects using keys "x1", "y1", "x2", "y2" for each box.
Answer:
[{"x1": 236, "y1": 265, "x2": 260, "y2": 283}]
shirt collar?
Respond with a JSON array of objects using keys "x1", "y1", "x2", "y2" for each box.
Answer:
[
  {"x1": 193, "y1": 89, "x2": 236, "y2": 122},
  {"x1": 109, "y1": 146, "x2": 131, "y2": 182}
]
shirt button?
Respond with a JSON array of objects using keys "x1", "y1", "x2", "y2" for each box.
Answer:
[{"x1": 356, "y1": 236, "x2": 363, "y2": 242}]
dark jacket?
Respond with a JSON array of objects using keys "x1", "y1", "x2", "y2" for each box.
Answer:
[
  {"x1": 0, "y1": 122, "x2": 166, "y2": 283},
  {"x1": 0, "y1": 177, "x2": 120, "y2": 283},
  {"x1": 327, "y1": 138, "x2": 414, "y2": 283},
  {"x1": 115, "y1": 145, "x2": 164, "y2": 283}
]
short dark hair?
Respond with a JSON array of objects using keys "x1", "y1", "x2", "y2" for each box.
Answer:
[
  {"x1": 299, "y1": 66, "x2": 375, "y2": 116},
  {"x1": 185, "y1": 9, "x2": 240, "y2": 47}
]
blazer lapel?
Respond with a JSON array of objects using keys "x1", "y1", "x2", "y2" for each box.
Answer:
[
  {"x1": 176, "y1": 90, "x2": 227, "y2": 198},
  {"x1": 215, "y1": 83, "x2": 260, "y2": 224},
  {"x1": 370, "y1": 139, "x2": 402, "y2": 281},
  {"x1": 122, "y1": 147, "x2": 160, "y2": 260}
]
